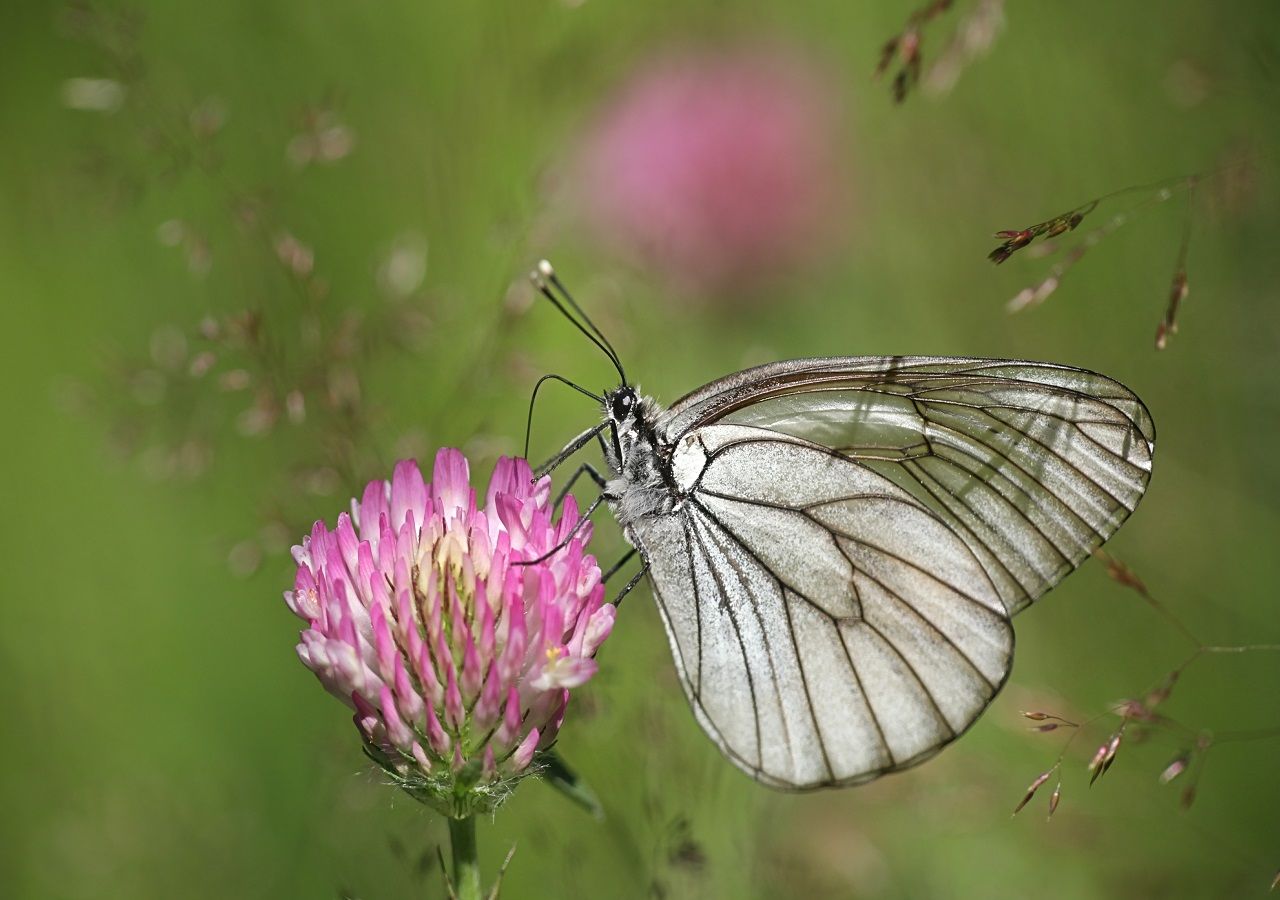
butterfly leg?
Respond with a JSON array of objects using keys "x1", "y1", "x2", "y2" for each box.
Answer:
[
  {"x1": 517, "y1": 452, "x2": 614, "y2": 566},
  {"x1": 554, "y1": 461, "x2": 609, "y2": 508},
  {"x1": 514, "y1": 492, "x2": 609, "y2": 567},
  {"x1": 607, "y1": 562, "x2": 648, "y2": 608},
  {"x1": 532, "y1": 422, "x2": 608, "y2": 480},
  {"x1": 601, "y1": 547, "x2": 637, "y2": 582},
  {"x1": 601, "y1": 547, "x2": 647, "y2": 606}
]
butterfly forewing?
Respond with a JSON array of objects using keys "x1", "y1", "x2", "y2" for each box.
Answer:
[
  {"x1": 628, "y1": 356, "x2": 1153, "y2": 789},
  {"x1": 660, "y1": 357, "x2": 1155, "y2": 616}
]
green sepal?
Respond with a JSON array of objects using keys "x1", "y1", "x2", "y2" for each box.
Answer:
[{"x1": 537, "y1": 749, "x2": 604, "y2": 820}]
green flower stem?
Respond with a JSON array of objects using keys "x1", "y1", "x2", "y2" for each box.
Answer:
[{"x1": 448, "y1": 815, "x2": 481, "y2": 900}]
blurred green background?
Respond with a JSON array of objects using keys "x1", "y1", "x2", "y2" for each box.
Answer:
[{"x1": 3, "y1": 2, "x2": 1279, "y2": 898}]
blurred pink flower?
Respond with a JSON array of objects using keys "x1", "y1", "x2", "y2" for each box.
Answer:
[
  {"x1": 573, "y1": 43, "x2": 850, "y2": 299},
  {"x1": 285, "y1": 449, "x2": 614, "y2": 816}
]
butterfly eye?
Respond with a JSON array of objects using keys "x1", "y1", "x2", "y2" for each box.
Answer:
[{"x1": 610, "y1": 390, "x2": 635, "y2": 421}]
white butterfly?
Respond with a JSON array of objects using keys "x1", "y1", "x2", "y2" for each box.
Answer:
[{"x1": 530, "y1": 262, "x2": 1155, "y2": 791}]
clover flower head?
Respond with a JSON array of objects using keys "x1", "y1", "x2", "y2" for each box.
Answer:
[{"x1": 286, "y1": 449, "x2": 614, "y2": 816}]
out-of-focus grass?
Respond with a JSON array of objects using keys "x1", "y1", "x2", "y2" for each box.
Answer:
[{"x1": 2, "y1": 2, "x2": 1279, "y2": 898}]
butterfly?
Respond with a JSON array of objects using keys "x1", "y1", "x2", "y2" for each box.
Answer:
[{"x1": 527, "y1": 262, "x2": 1155, "y2": 791}]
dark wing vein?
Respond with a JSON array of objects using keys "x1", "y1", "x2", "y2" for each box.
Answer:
[
  {"x1": 856, "y1": 617, "x2": 954, "y2": 740},
  {"x1": 681, "y1": 513, "x2": 765, "y2": 775},
  {"x1": 688, "y1": 497, "x2": 888, "y2": 777},
  {"x1": 696, "y1": 486, "x2": 999, "y2": 617},
  {"x1": 697, "y1": 485, "x2": 999, "y2": 693},
  {"x1": 675, "y1": 358, "x2": 1152, "y2": 615},
  {"x1": 691, "y1": 494, "x2": 987, "y2": 773},
  {"x1": 688, "y1": 511, "x2": 777, "y2": 776}
]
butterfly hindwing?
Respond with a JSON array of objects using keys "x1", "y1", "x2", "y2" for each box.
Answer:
[{"x1": 630, "y1": 431, "x2": 1013, "y2": 789}]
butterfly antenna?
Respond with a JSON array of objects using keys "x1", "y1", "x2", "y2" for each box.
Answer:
[
  {"x1": 532, "y1": 260, "x2": 628, "y2": 385},
  {"x1": 523, "y1": 373, "x2": 604, "y2": 460},
  {"x1": 540, "y1": 262, "x2": 624, "y2": 375}
]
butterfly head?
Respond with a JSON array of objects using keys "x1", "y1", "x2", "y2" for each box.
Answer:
[{"x1": 607, "y1": 385, "x2": 639, "y2": 426}]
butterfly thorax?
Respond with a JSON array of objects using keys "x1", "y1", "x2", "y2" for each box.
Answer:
[{"x1": 602, "y1": 388, "x2": 679, "y2": 528}]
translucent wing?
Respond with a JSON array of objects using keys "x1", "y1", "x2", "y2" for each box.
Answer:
[
  {"x1": 631, "y1": 356, "x2": 1153, "y2": 789},
  {"x1": 660, "y1": 356, "x2": 1155, "y2": 616}
]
